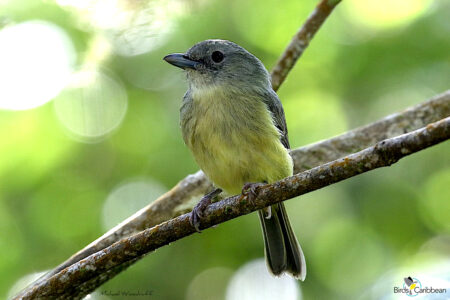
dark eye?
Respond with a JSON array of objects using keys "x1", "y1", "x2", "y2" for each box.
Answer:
[{"x1": 211, "y1": 51, "x2": 224, "y2": 63}]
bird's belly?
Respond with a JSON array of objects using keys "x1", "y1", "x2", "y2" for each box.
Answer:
[{"x1": 190, "y1": 123, "x2": 293, "y2": 195}]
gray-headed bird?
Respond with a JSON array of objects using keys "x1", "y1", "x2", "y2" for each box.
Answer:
[{"x1": 164, "y1": 39, "x2": 306, "y2": 280}]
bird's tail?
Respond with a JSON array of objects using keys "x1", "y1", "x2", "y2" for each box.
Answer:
[{"x1": 258, "y1": 202, "x2": 306, "y2": 280}]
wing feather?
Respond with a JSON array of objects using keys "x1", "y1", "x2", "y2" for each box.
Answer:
[{"x1": 262, "y1": 90, "x2": 290, "y2": 149}]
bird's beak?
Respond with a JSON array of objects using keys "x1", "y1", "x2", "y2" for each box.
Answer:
[{"x1": 163, "y1": 53, "x2": 199, "y2": 70}]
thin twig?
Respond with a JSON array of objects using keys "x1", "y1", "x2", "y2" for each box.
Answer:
[
  {"x1": 15, "y1": 0, "x2": 450, "y2": 296},
  {"x1": 18, "y1": 117, "x2": 450, "y2": 299},
  {"x1": 270, "y1": 0, "x2": 342, "y2": 91},
  {"x1": 17, "y1": 0, "x2": 346, "y2": 294}
]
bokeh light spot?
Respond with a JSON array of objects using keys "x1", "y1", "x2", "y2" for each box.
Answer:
[
  {"x1": 311, "y1": 218, "x2": 385, "y2": 294},
  {"x1": 54, "y1": 69, "x2": 128, "y2": 142},
  {"x1": 226, "y1": 259, "x2": 301, "y2": 300},
  {"x1": 342, "y1": 0, "x2": 433, "y2": 31},
  {"x1": 102, "y1": 178, "x2": 167, "y2": 231},
  {"x1": 0, "y1": 21, "x2": 75, "y2": 110},
  {"x1": 187, "y1": 267, "x2": 234, "y2": 300},
  {"x1": 57, "y1": 0, "x2": 181, "y2": 56},
  {"x1": 107, "y1": 4, "x2": 175, "y2": 57}
]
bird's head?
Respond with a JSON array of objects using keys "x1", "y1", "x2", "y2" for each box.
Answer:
[{"x1": 164, "y1": 39, "x2": 271, "y2": 92}]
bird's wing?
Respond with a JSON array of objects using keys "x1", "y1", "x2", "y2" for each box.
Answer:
[
  {"x1": 180, "y1": 90, "x2": 195, "y2": 146},
  {"x1": 262, "y1": 89, "x2": 290, "y2": 149}
]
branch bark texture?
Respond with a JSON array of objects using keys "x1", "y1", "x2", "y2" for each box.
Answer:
[
  {"x1": 19, "y1": 90, "x2": 450, "y2": 300},
  {"x1": 14, "y1": 0, "x2": 450, "y2": 297},
  {"x1": 18, "y1": 0, "x2": 348, "y2": 293},
  {"x1": 33, "y1": 90, "x2": 449, "y2": 288},
  {"x1": 290, "y1": 91, "x2": 450, "y2": 173},
  {"x1": 18, "y1": 117, "x2": 450, "y2": 299}
]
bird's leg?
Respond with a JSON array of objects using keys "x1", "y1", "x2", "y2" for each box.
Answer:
[
  {"x1": 242, "y1": 181, "x2": 267, "y2": 204},
  {"x1": 242, "y1": 182, "x2": 272, "y2": 219},
  {"x1": 190, "y1": 188, "x2": 222, "y2": 232}
]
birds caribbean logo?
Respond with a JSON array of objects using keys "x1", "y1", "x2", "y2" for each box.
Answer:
[{"x1": 404, "y1": 276, "x2": 422, "y2": 296}]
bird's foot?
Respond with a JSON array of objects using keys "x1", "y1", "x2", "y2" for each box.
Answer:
[
  {"x1": 190, "y1": 188, "x2": 222, "y2": 232},
  {"x1": 241, "y1": 182, "x2": 267, "y2": 204}
]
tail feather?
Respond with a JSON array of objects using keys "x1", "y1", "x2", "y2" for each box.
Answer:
[
  {"x1": 258, "y1": 203, "x2": 306, "y2": 280},
  {"x1": 258, "y1": 209, "x2": 286, "y2": 274}
]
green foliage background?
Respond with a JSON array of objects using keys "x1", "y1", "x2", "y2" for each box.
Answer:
[{"x1": 1, "y1": 0, "x2": 449, "y2": 299}]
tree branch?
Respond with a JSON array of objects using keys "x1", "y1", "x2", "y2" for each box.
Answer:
[
  {"x1": 270, "y1": 0, "x2": 341, "y2": 91},
  {"x1": 14, "y1": 0, "x2": 450, "y2": 297},
  {"x1": 290, "y1": 91, "x2": 450, "y2": 173},
  {"x1": 16, "y1": 0, "x2": 347, "y2": 295},
  {"x1": 29, "y1": 90, "x2": 448, "y2": 292},
  {"x1": 17, "y1": 117, "x2": 450, "y2": 299}
]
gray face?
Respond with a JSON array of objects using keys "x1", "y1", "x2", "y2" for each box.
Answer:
[{"x1": 164, "y1": 39, "x2": 271, "y2": 90}]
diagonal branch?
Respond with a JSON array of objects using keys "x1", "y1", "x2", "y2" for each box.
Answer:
[
  {"x1": 14, "y1": 0, "x2": 450, "y2": 297},
  {"x1": 31, "y1": 90, "x2": 449, "y2": 290},
  {"x1": 17, "y1": 0, "x2": 346, "y2": 294},
  {"x1": 271, "y1": 0, "x2": 341, "y2": 91},
  {"x1": 290, "y1": 91, "x2": 450, "y2": 173},
  {"x1": 18, "y1": 117, "x2": 450, "y2": 299}
]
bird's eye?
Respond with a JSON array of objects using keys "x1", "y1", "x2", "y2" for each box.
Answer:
[{"x1": 211, "y1": 51, "x2": 224, "y2": 63}]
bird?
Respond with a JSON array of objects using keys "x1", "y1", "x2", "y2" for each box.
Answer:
[{"x1": 164, "y1": 39, "x2": 306, "y2": 280}]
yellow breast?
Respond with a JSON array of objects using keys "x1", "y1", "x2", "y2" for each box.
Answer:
[{"x1": 186, "y1": 85, "x2": 293, "y2": 195}]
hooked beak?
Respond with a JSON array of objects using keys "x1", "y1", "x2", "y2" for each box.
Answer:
[{"x1": 163, "y1": 53, "x2": 199, "y2": 70}]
